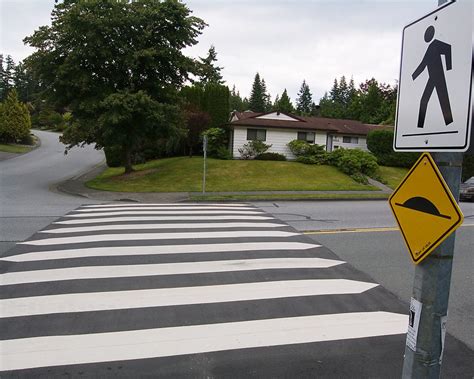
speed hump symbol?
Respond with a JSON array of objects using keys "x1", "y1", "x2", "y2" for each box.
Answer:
[{"x1": 389, "y1": 153, "x2": 464, "y2": 264}]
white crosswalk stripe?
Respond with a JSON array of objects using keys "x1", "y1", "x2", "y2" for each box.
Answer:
[{"x1": 0, "y1": 203, "x2": 408, "y2": 374}]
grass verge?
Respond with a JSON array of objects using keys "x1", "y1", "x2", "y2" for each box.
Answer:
[
  {"x1": 0, "y1": 143, "x2": 33, "y2": 154},
  {"x1": 377, "y1": 166, "x2": 409, "y2": 189},
  {"x1": 190, "y1": 193, "x2": 390, "y2": 201},
  {"x1": 87, "y1": 157, "x2": 380, "y2": 193}
]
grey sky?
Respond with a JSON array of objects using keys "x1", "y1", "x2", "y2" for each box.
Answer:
[{"x1": 1, "y1": 0, "x2": 435, "y2": 102}]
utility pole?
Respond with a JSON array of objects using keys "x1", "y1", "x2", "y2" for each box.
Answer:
[{"x1": 401, "y1": 1, "x2": 464, "y2": 376}]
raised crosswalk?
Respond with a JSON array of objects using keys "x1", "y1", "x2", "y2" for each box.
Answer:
[{"x1": 0, "y1": 202, "x2": 408, "y2": 376}]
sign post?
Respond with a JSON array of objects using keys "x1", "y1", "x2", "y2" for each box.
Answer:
[
  {"x1": 202, "y1": 135, "x2": 208, "y2": 194},
  {"x1": 394, "y1": 0, "x2": 471, "y2": 376}
]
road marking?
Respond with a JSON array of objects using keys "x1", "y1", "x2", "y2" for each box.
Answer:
[
  {"x1": 82, "y1": 203, "x2": 250, "y2": 208},
  {"x1": 303, "y1": 223, "x2": 474, "y2": 235},
  {"x1": 0, "y1": 279, "x2": 377, "y2": 318},
  {"x1": 54, "y1": 215, "x2": 274, "y2": 225},
  {"x1": 0, "y1": 258, "x2": 344, "y2": 285},
  {"x1": 66, "y1": 210, "x2": 264, "y2": 218},
  {"x1": 0, "y1": 311, "x2": 407, "y2": 371},
  {"x1": 2, "y1": 242, "x2": 320, "y2": 262},
  {"x1": 41, "y1": 222, "x2": 286, "y2": 234},
  {"x1": 75, "y1": 206, "x2": 256, "y2": 212},
  {"x1": 20, "y1": 231, "x2": 298, "y2": 246}
]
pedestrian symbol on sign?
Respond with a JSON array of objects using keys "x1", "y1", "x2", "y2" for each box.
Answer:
[{"x1": 412, "y1": 25, "x2": 453, "y2": 129}]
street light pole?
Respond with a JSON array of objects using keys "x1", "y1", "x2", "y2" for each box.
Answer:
[{"x1": 401, "y1": 1, "x2": 465, "y2": 377}]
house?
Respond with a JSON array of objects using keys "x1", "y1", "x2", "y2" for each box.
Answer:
[{"x1": 227, "y1": 111, "x2": 391, "y2": 159}]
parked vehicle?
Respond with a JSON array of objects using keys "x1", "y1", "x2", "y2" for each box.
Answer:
[{"x1": 460, "y1": 177, "x2": 474, "y2": 202}]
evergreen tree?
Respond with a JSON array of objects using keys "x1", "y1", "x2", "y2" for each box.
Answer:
[
  {"x1": 249, "y1": 73, "x2": 266, "y2": 112},
  {"x1": 275, "y1": 88, "x2": 294, "y2": 113},
  {"x1": 0, "y1": 89, "x2": 31, "y2": 143},
  {"x1": 260, "y1": 78, "x2": 272, "y2": 111},
  {"x1": 296, "y1": 80, "x2": 313, "y2": 116},
  {"x1": 198, "y1": 45, "x2": 224, "y2": 85},
  {"x1": 229, "y1": 85, "x2": 244, "y2": 111},
  {"x1": 202, "y1": 82, "x2": 230, "y2": 129},
  {"x1": 1, "y1": 55, "x2": 16, "y2": 101}
]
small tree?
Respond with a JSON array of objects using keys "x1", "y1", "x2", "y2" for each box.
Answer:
[
  {"x1": 238, "y1": 140, "x2": 271, "y2": 159},
  {"x1": 0, "y1": 89, "x2": 31, "y2": 143}
]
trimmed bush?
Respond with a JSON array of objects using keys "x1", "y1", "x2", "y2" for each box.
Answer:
[
  {"x1": 238, "y1": 140, "x2": 272, "y2": 159},
  {"x1": 327, "y1": 148, "x2": 379, "y2": 184},
  {"x1": 288, "y1": 139, "x2": 328, "y2": 164},
  {"x1": 367, "y1": 129, "x2": 419, "y2": 167},
  {"x1": 255, "y1": 152, "x2": 287, "y2": 161}
]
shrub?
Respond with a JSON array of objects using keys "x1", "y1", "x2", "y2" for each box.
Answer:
[
  {"x1": 288, "y1": 139, "x2": 328, "y2": 164},
  {"x1": 215, "y1": 146, "x2": 232, "y2": 160},
  {"x1": 327, "y1": 148, "x2": 379, "y2": 184},
  {"x1": 288, "y1": 140, "x2": 312, "y2": 157},
  {"x1": 0, "y1": 90, "x2": 31, "y2": 143},
  {"x1": 367, "y1": 129, "x2": 419, "y2": 168},
  {"x1": 238, "y1": 140, "x2": 272, "y2": 159},
  {"x1": 202, "y1": 127, "x2": 228, "y2": 158},
  {"x1": 104, "y1": 146, "x2": 123, "y2": 167},
  {"x1": 255, "y1": 152, "x2": 286, "y2": 161}
]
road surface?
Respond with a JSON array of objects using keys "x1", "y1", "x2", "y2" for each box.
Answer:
[
  {"x1": 1, "y1": 203, "x2": 472, "y2": 377},
  {"x1": 0, "y1": 130, "x2": 104, "y2": 255}
]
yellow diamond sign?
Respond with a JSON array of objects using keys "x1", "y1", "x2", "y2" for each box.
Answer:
[{"x1": 389, "y1": 153, "x2": 464, "y2": 264}]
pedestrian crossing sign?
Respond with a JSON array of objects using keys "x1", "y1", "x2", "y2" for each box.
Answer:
[
  {"x1": 389, "y1": 153, "x2": 464, "y2": 264},
  {"x1": 394, "y1": 0, "x2": 473, "y2": 152}
]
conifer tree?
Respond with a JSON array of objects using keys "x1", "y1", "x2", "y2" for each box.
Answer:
[
  {"x1": 1, "y1": 55, "x2": 16, "y2": 101},
  {"x1": 0, "y1": 89, "x2": 31, "y2": 142},
  {"x1": 296, "y1": 80, "x2": 313, "y2": 116},
  {"x1": 229, "y1": 85, "x2": 244, "y2": 111},
  {"x1": 249, "y1": 73, "x2": 266, "y2": 112},
  {"x1": 276, "y1": 88, "x2": 294, "y2": 113},
  {"x1": 198, "y1": 45, "x2": 224, "y2": 84}
]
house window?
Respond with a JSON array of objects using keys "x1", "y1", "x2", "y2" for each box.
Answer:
[
  {"x1": 247, "y1": 129, "x2": 266, "y2": 141},
  {"x1": 342, "y1": 136, "x2": 359, "y2": 144},
  {"x1": 297, "y1": 132, "x2": 315, "y2": 143}
]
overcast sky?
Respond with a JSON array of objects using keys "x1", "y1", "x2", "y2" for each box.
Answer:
[{"x1": 1, "y1": 0, "x2": 436, "y2": 102}]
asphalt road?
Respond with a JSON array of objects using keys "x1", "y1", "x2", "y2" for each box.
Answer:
[
  {"x1": 1, "y1": 203, "x2": 473, "y2": 377},
  {"x1": 254, "y1": 200, "x2": 474, "y2": 351},
  {"x1": 0, "y1": 130, "x2": 104, "y2": 255}
]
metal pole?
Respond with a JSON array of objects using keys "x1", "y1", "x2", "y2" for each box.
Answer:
[
  {"x1": 202, "y1": 135, "x2": 207, "y2": 194},
  {"x1": 401, "y1": 4, "x2": 465, "y2": 377}
]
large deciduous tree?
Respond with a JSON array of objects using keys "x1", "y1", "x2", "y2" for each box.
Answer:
[{"x1": 24, "y1": 0, "x2": 206, "y2": 173}]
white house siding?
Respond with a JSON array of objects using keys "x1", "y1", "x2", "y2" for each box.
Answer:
[
  {"x1": 232, "y1": 127, "x2": 328, "y2": 160},
  {"x1": 332, "y1": 135, "x2": 368, "y2": 151}
]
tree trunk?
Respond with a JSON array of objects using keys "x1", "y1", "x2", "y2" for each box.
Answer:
[
  {"x1": 124, "y1": 145, "x2": 134, "y2": 174},
  {"x1": 189, "y1": 145, "x2": 193, "y2": 158}
]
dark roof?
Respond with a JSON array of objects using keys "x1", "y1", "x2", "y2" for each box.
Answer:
[{"x1": 229, "y1": 111, "x2": 393, "y2": 136}]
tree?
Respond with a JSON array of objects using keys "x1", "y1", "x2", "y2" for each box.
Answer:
[
  {"x1": 198, "y1": 45, "x2": 224, "y2": 85},
  {"x1": 24, "y1": 0, "x2": 205, "y2": 173},
  {"x1": 229, "y1": 85, "x2": 244, "y2": 111},
  {"x1": 0, "y1": 89, "x2": 31, "y2": 143},
  {"x1": 184, "y1": 107, "x2": 210, "y2": 157},
  {"x1": 1, "y1": 55, "x2": 16, "y2": 101},
  {"x1": 201, "y1": 83, "x2": 230, "y2": 129},
  {"x1": 276, "y1": 89, "x2": 294, "y2": 113},
  {"x1": 296, "y1": 80, "x2": 313, "y2": 116},
  {"x1": 249, "y1": 73, "x2": 266, "y2": 112},
  {"x1": 260, "y1": 78, "x2": 271, "y2": 111}
]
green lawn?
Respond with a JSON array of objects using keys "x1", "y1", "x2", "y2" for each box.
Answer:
[
  {"x1": 0, "y1": 143, "x2": 33, "y2": 154},
  {"x1": 378, "y1": 166, "x2": 409, "y2": 189},
  {"x1": 87, "y1": 157, "x2": 379, "y2": 193}
]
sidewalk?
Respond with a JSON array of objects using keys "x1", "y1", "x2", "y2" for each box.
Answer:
[{"x1": 56, "y1": 163, "x2": 393, "y2": 203}]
